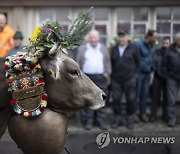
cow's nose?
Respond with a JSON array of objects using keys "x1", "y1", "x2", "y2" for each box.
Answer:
[{"x1": 102, "y1": 93, "x2": 106, "y2": 101}]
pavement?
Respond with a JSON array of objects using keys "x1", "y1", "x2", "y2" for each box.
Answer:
[{"x1": 1, "y1": 106, "x2": 180, "y2": 154}]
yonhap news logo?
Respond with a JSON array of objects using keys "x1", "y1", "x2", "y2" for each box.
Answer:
[
  {"x1": 96, "y1": 132, "x2": 175, "y2": 149},
  {"x1": 96, "y1": 132, "x2": 111, "y2": 148}
]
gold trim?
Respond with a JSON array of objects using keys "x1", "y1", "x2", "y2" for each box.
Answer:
[
  {"x1": 17, "y1": 96, "x2": 41, "y2": 111},
  {"x1": 12, "y1": 86, "x2": 44, "y2": 100}
]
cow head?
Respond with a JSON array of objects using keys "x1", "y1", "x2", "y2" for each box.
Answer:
[
  {"x1": 0, "y1": 31, "x2": 106, "y2": 139},
  {"x1": 40, "y1": 32, "x2": 106, "y2": 113}
]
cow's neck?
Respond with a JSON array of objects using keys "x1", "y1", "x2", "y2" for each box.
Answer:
[{"x1": 0, "y1": 57, "x2": 11, "y2": 109}]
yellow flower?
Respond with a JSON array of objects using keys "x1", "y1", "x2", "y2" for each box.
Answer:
[{"x1": 30, "y1": 26, "x2": 41, "y2": 41}]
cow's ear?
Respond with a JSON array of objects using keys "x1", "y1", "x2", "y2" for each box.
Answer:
[{"x1": 0, "y1": 107, "x2": 14, "y2": 139}]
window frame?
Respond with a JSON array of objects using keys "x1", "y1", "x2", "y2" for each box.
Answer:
[
  {"x1": 116, "y1": 7, "x2": 150, "y2": 41},
  {"x1": 156, "y1": 7, "x2": 180, "y2": 43}
]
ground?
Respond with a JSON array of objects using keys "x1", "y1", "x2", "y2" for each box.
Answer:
[{"x1": 1, "y1": 106, "x2": 180, "y2": 154}]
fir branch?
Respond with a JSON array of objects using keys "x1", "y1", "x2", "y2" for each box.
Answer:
[{"x1": 62, "y1": 7, "x2": 94, "y2": 49}]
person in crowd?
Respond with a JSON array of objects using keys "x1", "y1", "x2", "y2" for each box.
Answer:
[
  {"x1": 8, "y1": 31, "x2": 26, "y2": 56},
  {"x1": 76, "y1": 29, "x2": 111, "y2": 130},
  {"x1": 111, "y1": 30, "x2": 140, "y2": 129},
  {"x1": 150, "y1": 37, "x2": 171, "y2": 122},
  {"x1": 135, "y1": 29, "x2": 158, "y2": 122},
  {"x1": 0, "y1": 13, "x2": 15, "y2": 57},
  {"x1": 163, "y1": 33, "x2": 180, "y2": 127}
]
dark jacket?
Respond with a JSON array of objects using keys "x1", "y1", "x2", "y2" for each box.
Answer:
[
  {"x1": 111, "y1": 43, "x2": 140, "y2": 82},
  {"x1": 163, "y1": 43, "x2": 180, "y2": 81},
  {"x1": 152, "y1": 47, "x2": 167, "y2": 79},
  {"x1": 136, "y1": 40, "x2": 155, "y2": 73}
]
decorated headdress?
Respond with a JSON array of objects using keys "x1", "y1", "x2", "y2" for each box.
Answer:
[
  {"x1": 4, "y1": 8, "x2": 94, "y2": 118},
  {"x1": 27, "y1": 7, "x2": 94, "y2": 58}
]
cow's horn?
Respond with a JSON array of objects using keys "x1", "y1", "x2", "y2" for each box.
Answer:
[{"x1": 48, "y1": 31, "x2": 61, "y2": 56}]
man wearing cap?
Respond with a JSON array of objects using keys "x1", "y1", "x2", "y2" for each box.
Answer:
[
  {"x1": 111, "y1": 30, "x2": 140, "y2": 129},
  {"x1": 0, "y1": 13, "x2": 15, "y2": 57},
  {"x1": 8, "y1": 31, "x2": 26, "y2": 56}
]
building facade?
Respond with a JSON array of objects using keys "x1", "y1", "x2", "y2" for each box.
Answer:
[{"x1": 1, "y1": 0, "x2": 180, "y2": 46}]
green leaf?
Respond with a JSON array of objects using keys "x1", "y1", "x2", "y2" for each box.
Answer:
[
  {"x1": 36, "y1": 46, "x2": 44, "y2": 51},
  {"x1": 44, "y1": 44, "x2": 53, "y2": 48}
]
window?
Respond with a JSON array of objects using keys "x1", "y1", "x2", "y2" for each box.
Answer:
[
  {"x1": 133, "y1": 24, "x2": 146, "y2": 38},
  {"x1": 134, "y1": 8, "x2": 148, "y2": 21},
  {"x1": 173, "y1": 8, "x2": 180, "y2": 20},
  {"x1": 93, "y1": 8, "x2": 109, "y2": 45},
  {"x1": 117, "y1": 23, "x2": 130, "y2": 33},
  {"x1": 156, "y1": 8, "x2": 171, "y2": 20},
  {"x1": 75, "y1": 8, "x2": 110, "y2": 45},
  {"x1": 116, "y1": 7, "x2": 149, "y2": 41},
  {"x1": 156, "y1": 8, "x2": 171, "y2": 45},
  {"x1": 38, "y1": 8, "x2": 70, "y2": 34},
  {"x1": 95, "y1": 25, "x2": 107, "y2": 45},
  {"x1": 94, "y1": 8, "x2": 109, "y2": 21},
  {"x1": 172, "y1": 7, "x2": 180, "y2": 41},
  {"x1": 156, "y1": 7, "x2": 180, "y2": 44}
]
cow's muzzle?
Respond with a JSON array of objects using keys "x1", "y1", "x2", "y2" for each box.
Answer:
[{"x1": 89, "y1": 92, "x2": 106, "y2": 110}]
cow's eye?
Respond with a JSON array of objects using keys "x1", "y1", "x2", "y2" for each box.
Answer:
[{"x1": 67, "y1": 69, "x2": 79, "y2": 77}]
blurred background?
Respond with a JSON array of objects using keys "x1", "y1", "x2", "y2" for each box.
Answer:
[
  {"x1": 1, "y1": 1, "x2": 180, "y2": 154},
  {"x1": 1, "y1": 0, "x2": 180, "y2": 47}
]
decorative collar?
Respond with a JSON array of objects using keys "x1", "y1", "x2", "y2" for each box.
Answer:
[{"x1": 4, "y1": 53, "x2": 48, "y2": 118}]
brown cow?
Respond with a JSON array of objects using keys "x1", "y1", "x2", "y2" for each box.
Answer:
[{"x1": 0, "y1": 38, "x2": 106, "y2": 153}]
